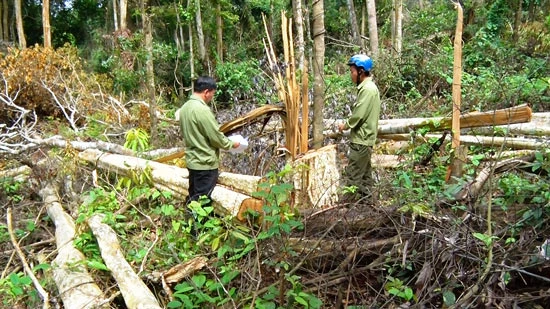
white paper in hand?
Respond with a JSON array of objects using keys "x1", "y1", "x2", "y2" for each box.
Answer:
[{"x1": 226, "y1": 134, "x2": 248, "y2": 154}]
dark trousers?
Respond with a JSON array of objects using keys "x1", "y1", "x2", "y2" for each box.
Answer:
[
  {"x1": 186, "y1": 169, "x2": 219, "y2": 205},
  {"x1": 344, "y1": 143, "x2": 374, "y2": 202}
]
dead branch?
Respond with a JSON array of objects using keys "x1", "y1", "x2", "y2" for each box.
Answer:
[{"x1": 7, "y1": 207, "x2": 50, "y2": 309}]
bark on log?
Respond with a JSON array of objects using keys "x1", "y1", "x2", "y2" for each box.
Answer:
[
  {"x1": 377, "y1": 104, "x2": 532, "y2": 134},
  {"x1": 87, "y1": 214, "x2": 162, "y2": 309},
  {"x1": 78, "y1": 149, "x2": 261, "y2": 217},
  {"x1": 465, "y1": 112, "x2": 550, "y2": 137},
  {"x1": 38, "y1": 183, "x2": 106, "y2": 309},
  {"x1": 380, "y1": 134, "x2": 548, "y2": 150},
  {"x1": 0, "y1": 165, "x2": 31, "y2": 180},
  {"x1": 323, "y1": 105, "x2": 535, "y2": 137}
]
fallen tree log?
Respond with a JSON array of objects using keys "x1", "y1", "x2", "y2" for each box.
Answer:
[
  {"x1": 379, "y1": 134, "x2": 548, "y2": 150},
  {"x1": 78, "y1": 149, "x2": 261, "y2": 217},
  {"x1": 323, "y1": 104, "x2": 534, "y2": 137},
  {"x1": 465, "y1": 112, "x2": 550, "y2": 137},
  {"x1": 87, "y1": 214, "x2": 162, "y2": 309},
  {"x1": 38, "y1": 183, "x2": 106, "y2": 309}
]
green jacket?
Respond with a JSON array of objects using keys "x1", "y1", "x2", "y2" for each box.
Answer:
[
  {"x1": 345, "y1": 77, "x2": 381, "y2": 146},
  {"x1": 179, "y1": 94, "x2": 233, "y2": 170}
]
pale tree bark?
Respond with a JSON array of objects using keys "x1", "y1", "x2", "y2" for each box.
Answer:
[
  {"x1": 216, "y1": 1, "x2": 223, "y2": 63},
  {"x1": 144, "y1": 12, "x2": 157, "y2": 146},
  {"x1": 448, "y1": 2, "x2": 464, "y2": 182},
  {"x1": 195, "y1": 0, "x2": 206, "y2": 66},
  {"x1": 14, "y1": 0, "x2": 25, "y2": 48},
  {"x1": 2, "y1": 0, "x2": 8, "y2": 41},
  {"x1": 187, "y1": 0, "x2": 195, "y2": 82},
  {"x1": 346, "y1": 0, "x2": 361, "y2": 48},
  {"x1": 87, "y1": 214, "x2": 162, "y2": 309},
  {"x1": 120, "y1": 0, "x2": 127, "y2": 30},
  {"x1": 312, "y1": 0, "x2": 325, "y2": 149},
  {"x1": 174, "y1": 1, "x2": 186, "y2": 96},
  {"x1": 42, "y1": 0, "x2": 51, "y2": 48},
  {"x1": 391, "y1": 0, "x2": 403, "y2": 56},
  {"x1": 113, "y1": 0, "x2": 119, "y2": 31},
  {"x1": 39, "y1": 183, "x2": 106, "y2": 309},
  {"x1": 292, "y1": 0, "x2": 305, "y2": 70},
  {"x1": 366, "y1": 0, "x2": 379, "y2": 58}
]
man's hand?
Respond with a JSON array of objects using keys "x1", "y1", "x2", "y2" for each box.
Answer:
[{"x1": 232, "y1": 141, "x2": 240, "y2": 148}]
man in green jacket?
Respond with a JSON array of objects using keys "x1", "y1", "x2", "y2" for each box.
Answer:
[
  {"x1": 338, "y1": 54, "x2": 381, "y2": 205},
  {"x1": 179, "y1": 76, "x2": 240, "y2": 205}
]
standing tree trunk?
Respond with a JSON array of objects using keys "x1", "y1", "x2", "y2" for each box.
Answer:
[
  {"x1": 113, "y1": 0, "x2": 119, "y2": 31},
  {"x1": 144, "y1": 12, "x2": 157, "y2": 147},
  {"x1": 187, "y1": 0, "x2": 195, "y2": 84},
  {"x1": 292, "y1": 0, "x2": 305, "y2": 70},
  {"x1": 2, "y1": 0, "x2": 8, "y2": 41},
  {"x1": 120, "y1": 0, "x2": 127, "y2": 30},
  {"x1": 366, "y1": 0, "x2": 379, "y2": 58},
  {"x1": 346, "y1": 0, "x2": 361, "y2": 48},
  {"x1": 312, "y1": 0, "x2": 325, "y2": 149},
  {"x1": 216, "y1": 1, "x2": 223, "y2": 63},
  {"x1": 195, "y1": 0, "x2": 207, "y2": 67},
  {"x1": 174, "y1": 1, "x2": 186, "y2": 96},
  {"x1": 42, "y1": 0, "x2": 51, "y2": 48},
  {"x1": 392, "y1": 0, "x2": 403, "y2": 56},
  {"x1": 448, "y1": 2, "x2": 464, "y2": 182},
  {"x1": 14, "y1": 0, "x2": 25, "y2": 48}
]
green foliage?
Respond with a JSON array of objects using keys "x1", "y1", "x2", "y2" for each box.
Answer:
[
  {"x1": 0, "y1": 177, "x2": 24, "y2": 203},
  {"x1": 124, "y1": 128, "x2": 150, "y2": 152},
  {"x1": 385, "y1": 276, "x2": 416, "y2": 302},
  {"x1": 214, "y1": 59, "x2": 267, "y2": 105}
]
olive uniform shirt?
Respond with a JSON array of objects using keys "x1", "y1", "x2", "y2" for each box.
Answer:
[
  {"x1": 178, "y1": 94, "x2": 233, "y2": 170},
  {"x1": 345, "y1": 77, "x2": 381, "y2": 146}
]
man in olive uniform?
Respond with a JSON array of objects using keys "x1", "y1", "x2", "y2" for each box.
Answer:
[
  {"x1": 179, "y1": 76, "x2": 240, "y2": 205},
  {"x1": 338, "y1": 54, "x2": 381, "y2": 205}
]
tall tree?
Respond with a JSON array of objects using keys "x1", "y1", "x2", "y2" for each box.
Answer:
[
  {"x1": 2, "y1": 0, "x2": 7, "y2": 41},
  {"x1": 366, "y1": 0, "x2": 379, "y2": 57},
  {"x1": 187, "y1": 0, "x2": 195, "y2": 83},
  {"x1": 216, "y1": 1, "x2": 223, "y2": 63},
  {"x1": 43, "y1": 0, "x2": 51, "y2": 48},
  {"x1": 120, "y1": 0, "x2": 127, "y2": 30},
  {"x1": 292, "y1": 0, "x2": 305, "y2": 70},
  {"x1": 391, "y1": 0, "x2": 403, "y2": 56},
  {"x1": 347, "y1": 0, "x2": 361, "y2": 48},
  {"x1": 195, "y1": 0, "x2": 206, "y2": 66},
  {"x1": 144, "y1": 12, "x2": 157, "y2": 146},
  {"x1": 113, "y1": 0, "x2": 119, "y2": 31},
  {"x1": 14, "y1": 0, "x2": 25, "y2": 48},
  {"x1": 312, "y1": 0, "x2": 325, "y2": 149}
]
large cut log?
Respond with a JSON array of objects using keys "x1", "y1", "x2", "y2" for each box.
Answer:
[
  {"x1": 78, "y1": 149, "x2": 261, "y2": 217},
  {"x1": 87, "y1": 214, "x2": 162, "y2": 309},
  {"x1": 323, "y1": 104, "x2": 533, "y2": 137},
  {"x1": 379, "y1": 134, "x2": 548, "y2": 150},
  {"x1": 378, "y1": 104, "x2": 532, "y2": 134},
  {"x1": 465, "y1": 112, "x2": 550, "y2": 137},
  {"x1": 39, "y1": 183, "x2": 106, "y2": 309}
]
